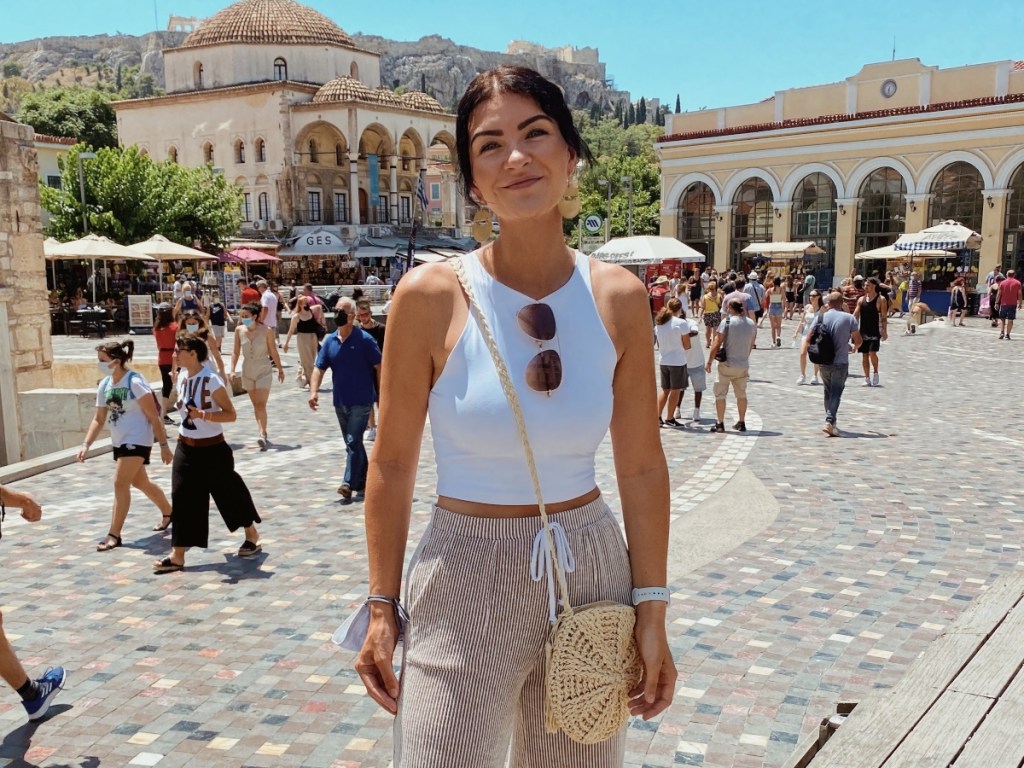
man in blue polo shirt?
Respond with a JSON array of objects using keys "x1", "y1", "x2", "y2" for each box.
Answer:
[{"x1": 308, "y1": 297, "x2": 381, "y2": 500}]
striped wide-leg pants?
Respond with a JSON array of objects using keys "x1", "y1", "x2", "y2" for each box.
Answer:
[{"x1": 394, "y1": 497, "x2": 633, "y2": 767}]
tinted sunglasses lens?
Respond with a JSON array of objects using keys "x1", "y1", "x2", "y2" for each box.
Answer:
[
  {"x1": 525, "y1": 349, "x2": 562, "y2": 393},
  {"x1": 517, "y1": 303, "x2": 556, "y2": 342}
]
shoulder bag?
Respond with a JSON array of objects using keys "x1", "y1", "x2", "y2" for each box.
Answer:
[
  {"x1": 451, "y1": 258, "x2": 642, "y2": 745},
  {"x1": 715, "y1": 318, "x2": 730, "y2": 362}
]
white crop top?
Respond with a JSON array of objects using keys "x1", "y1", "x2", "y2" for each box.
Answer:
[{"x1": 429, "y1": 250, "x2": 617, "y2": 504}]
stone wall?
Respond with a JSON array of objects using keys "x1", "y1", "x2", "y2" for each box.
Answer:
[{"x1": 0, "y1": 118, "x2": 55, "y2": 464}]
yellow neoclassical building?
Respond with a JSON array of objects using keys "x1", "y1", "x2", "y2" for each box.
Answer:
[
  {"x1": 114, "y1": 0, "x2": 458, "y2": 237},
  {"x1": 657, "y1": 58, "x2": 1024, "y2": 288}
]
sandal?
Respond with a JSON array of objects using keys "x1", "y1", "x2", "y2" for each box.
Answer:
[
  {"x1": 97, "y1": 533, "x2": 122, "y2": 552},
  {"x1": 153, "y1": 557, "x2": 185, "y2": 574},
  {"x1": 152, "y1": 515, "x2": 172, "y2": 532},
  {"x1": 237, "y1": 540, "x2": 262, "y2": 558}
]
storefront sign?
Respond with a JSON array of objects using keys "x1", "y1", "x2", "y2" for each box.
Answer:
[{"x1": 305, "y1": 232, "x2": 338, "y2": 247}]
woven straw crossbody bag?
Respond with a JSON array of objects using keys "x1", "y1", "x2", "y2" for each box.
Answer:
[{"x1": 451, "y1": 258, "x2": 642, "y2": 745}]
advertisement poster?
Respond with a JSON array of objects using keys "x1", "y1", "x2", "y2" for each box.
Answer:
[{"x1": 127, "y1": 294, "x2": 153, "y2": 331}]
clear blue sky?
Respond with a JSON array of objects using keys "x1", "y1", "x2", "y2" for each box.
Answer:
[{"x1": 3, "y1": 0, "x2": 1021, "y2": 110}]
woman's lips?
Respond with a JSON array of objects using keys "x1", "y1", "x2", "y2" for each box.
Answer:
[{"x1": 503, "y1": 177, "x2": 541, "y2": 190}]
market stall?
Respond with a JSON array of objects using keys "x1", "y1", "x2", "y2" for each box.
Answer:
[
  {"x1": 592, "y1": 236, "x2": 705, "y2": 282},
  {"x1": 892, "y1": 221, "x2": 982, "y2": 314},
  {"x1": 741, "y1": 241, "x2": 827, "y2": 284}
]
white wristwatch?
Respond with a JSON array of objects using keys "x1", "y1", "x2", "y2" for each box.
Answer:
[{"x1": 631, "y1": 587, "x2": 671, "y2": 606}]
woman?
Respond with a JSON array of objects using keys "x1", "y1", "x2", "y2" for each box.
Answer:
[
  {"x1": 653, "y1": 298, "x2": 689, "y2": 427},
  {"x1": 783, "y1": 275, "x2": 796, "y2": 320},
  {"x1": 229, "y1": 302, "x2": 284, "y2": 449},
  {"x1": 153, "y1": 304, "x2": 178, "y2": 424},
  {"x1": 283, "y1": 295, "x2": 322, "y2": 388},
  {"x1": 355, "y1": 66, "x2": 675, "y2": 766},
  {"x1": 78, "y1": 341, "x2": 174, "y2": 550},
  {"x1": 767, "y1": 276, "x2": 785, "y2": 347},
  {"x1": 71, "y1": 288, "x2": 87, "y2": 311},
  {"x1": 795, "y1": 289, "x2": 825, "y2": 385},
  {"x1": 687, "y1": 274, "x2": 701, "y2": 318},
  {"x1": 207, "y1": 290, "x2": 231, "y2": 352},
  {"x1": 153, "y1": 332, "x2": 262, "y2": 573},
  {"x1": 949, "y1": 277, "x2": 968, "y2": 326},
  {"x1": 701, "y1": 279, "x2": 723, "y2": 349},
  {"x1": 173, "y1": 282, "x2": 202, "y2": 321},
  {"x1": 181, "y1": 310, "x2": 227, "y2": 380}
]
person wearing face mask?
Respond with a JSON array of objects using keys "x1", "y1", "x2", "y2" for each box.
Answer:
[
  {"x1": 230, "y1": 302, "x2": 284, "y2": 449},
  {"x1": 207, "y1": 290, "x2": 231, "y2": 353},
  {"x1": 283, "y1": 295, "x2": 323, "y2": 389},
  {"x1": 181, "y1": 311, "x2": 227, "y2": 381},
  {"x1": 78, "y1": 340, "x2": 174, "y2": 550},
  {"x1": 153, "y1": 303, "x2": 179, "y2": 424},
  {"x1": 173, "y1": 281, "x2": 203, "y2": 322},
  {"x1": 308, "y1": 297, "x2": 381, "y2": 499}
]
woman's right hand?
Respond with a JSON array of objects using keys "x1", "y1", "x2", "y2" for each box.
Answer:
[
  {"x1": 354, "y1": 606, "x2": 401, "y2": 714},
  {"x1": 76, "y1": 445, "x2": 88, "y2": 463}
]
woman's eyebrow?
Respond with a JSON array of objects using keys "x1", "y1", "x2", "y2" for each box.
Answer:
[{"x1": 470, "y1": 114, "x2": 551, "y2": 144}]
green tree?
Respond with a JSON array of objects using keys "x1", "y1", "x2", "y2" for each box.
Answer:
[
  {"x1": 626, "y1": 101, "x2": 635, "y2": 127},
  {"x1": 16, "y1": 86, "x2": 117, "y2": 148},
  {"x1": 675, "y1": 94, "x2": 681, "y2": 113},
  {"x1": 637, "y1": 97, "x2": 647, "y2": 125},
  {"x1": 40, "y1": 145, "x2": 243, "y2": 251},
  {"x1": 2, "y1": 62, "x2": 21, "y2": 78}
]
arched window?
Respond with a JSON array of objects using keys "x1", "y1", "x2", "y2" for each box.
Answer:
[
  {"x1": 258, "y1": 192, "x2": 270, "y2": 221},
  {"x1": 857, "y1": 167, "x2": 907, "y2": 254},
  {"x1": 194, "y1": 62, "x2": 204, "y2": 89},
  {"x1": 203, "y1": 142, "x2": 214, "y2": 164},
  {"x1": 1003, "y1": 164, "x2": 1024, "y2": 274},
  {"x1": 675, "y1": 182, "x2": 715, "y2": 259},
  {"x1": 929, "y1": 161, "x2": 984, "y2": 232},
  {"x1": 168, "y1": 146, "x2": 178, "y2": 163},
  {"x1": 730, "y1": 178, "x2": 774, "y2": 271},
  {"x1": 273, "y1": 57, "x2": 287, "y2": 81},
  {"x1": 336, "y1": 143, "x2": 345, "y2": 166},
  {"x1": 350, "y1": 61, "x2": 359, "y2": 80},
  {"x1": 308, "y1": 139, "x2": 319, "y2": 164},
  {"x1": 235, "y1": 140, "x2": 245, "y2": 164},
  {"x1": 791, "y1": 172, "x2": 837, "y2": 282},
  {"x1": 255, "y1": 138, "x2": 266, "y2": 163}
]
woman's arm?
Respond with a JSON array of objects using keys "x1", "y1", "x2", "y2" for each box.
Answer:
[
  {"x1": 283, "y1": 314, "x2": 300, "y2": 351},
  {"x1": 591, "y1": 261, "x2": 676, "y2": 719},
  {"x1": 266, "y1": 328, "x2": 284, "y2": 382},
  {"x1": 357, "y1": 262, "x2": 456, "y2": 714},
  {"x1": 138, "y1": 383, "x2": 173, "y2": 464},
  {"x1": 191, "y1": 384, "x2": 236, "y2": 424},
  {"x1": 229, "y1": 327, "x2": 242, "y2": 378}
]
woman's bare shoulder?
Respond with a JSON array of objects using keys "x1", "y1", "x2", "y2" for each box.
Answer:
[{"x1": 588, "y1": 258, "x2": 648, "y2": 304}]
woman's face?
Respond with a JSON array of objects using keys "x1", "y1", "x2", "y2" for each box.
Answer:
[{"x1": 466, "y1": 91, "x2": 575, "y2": 224}]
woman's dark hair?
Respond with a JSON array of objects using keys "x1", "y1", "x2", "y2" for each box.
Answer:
[
  {"x1": 351, "y1": 288, "x2": 364, "y2": 302},
  {"x1": 96, "y1": 340, "x2": 134, "y2": 366},
  {"x1": 240, "y1": 302, "x2": 261, "y2": 317},
  {"x1": 773, "y1": 276, "x2": 782, "y2": 287},
  {"x1": 728, "y1": 299, "x2": 745, "y2": 314},
  {"x1": 154, "y1": 305, "x2": 174, "y2": 330},
  {"x1": 456, "y1": 66, "x2": 594, "y2": 201},
  {"x1": 654, "y1": 297, "x2": 684, "y2": 326},
  {"x1": 175, "y1": 332, "x2": 209, "y2": 362}
]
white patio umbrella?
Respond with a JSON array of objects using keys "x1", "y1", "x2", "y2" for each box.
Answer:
[
  {"x1": 48, "y1": 234, "x2": 152, "y2": 303},
  {"x1": 43, "y1": 237, "x2": 60, "y2": 289},
  {"x1": 893, "y1": 220, "x2": 982, "y2": 252},
  {"x1": 126, "y1": 234, "x2": 216, "y2": 291},
  {"x1": 741, "y1": 241, "x2": 826, "y2": 259},
  {"x1": 592, "y1": 236, "x2": 706, "y2": 266},
  {"x1": 854, "y1": 244, "x2": 951, "y2": 260}
]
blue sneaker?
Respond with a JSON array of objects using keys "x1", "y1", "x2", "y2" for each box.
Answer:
[{"x1": 23, "y1": 666, "x2": 66, "y2": 721}]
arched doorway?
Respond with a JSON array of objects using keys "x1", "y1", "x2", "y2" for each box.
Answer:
[
  {"x1": 359, "y1": 188, "x2": 369, "y2": 225},
  {"x1": 856, "y1": 167, "x2": 907, "y2": 279},
  {"x1": 1003, "y1": 163, "x2": 1024, "y2": 274},
  {"x1": 929, "y1": 161, "x2": 984, "y2": 231},
  {"x1": 676, "y1": 182, "x2": 715, "y2": 262},
  {"x1": 730, "y1": 178, "x2": 773, "y2": 272},
  {"x1": 791, "y1": 172, "x2": 837, "y2": 285}
]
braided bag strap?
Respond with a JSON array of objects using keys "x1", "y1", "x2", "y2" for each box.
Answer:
[{"x1": 450, "y1": 257, "x2": 574, "y2": 618}]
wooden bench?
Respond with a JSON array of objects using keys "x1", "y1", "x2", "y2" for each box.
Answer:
[{"x1": 785, "y1": 572, "x2": 1024, "y2": 768}]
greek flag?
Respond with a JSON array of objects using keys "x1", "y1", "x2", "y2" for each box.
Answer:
[{"x1": 416, "y1": 170, "x2": 429, "y2": 212}]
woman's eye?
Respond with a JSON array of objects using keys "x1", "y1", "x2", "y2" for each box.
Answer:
[
  {"x1": 478, "y1": 141, "x2": 499, "y2": 153},
  {"x1": 526, "y1": 128, "x2": 548, "y2": 138}
]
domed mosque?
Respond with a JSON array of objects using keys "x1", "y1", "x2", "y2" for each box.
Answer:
[{"x1": 114, "y1": 0, "x2": 460, "y2": 245}]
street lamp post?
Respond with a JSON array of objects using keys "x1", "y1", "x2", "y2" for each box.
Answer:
[
  {"x1": 598, "y1": 178, "x2": 612, "y2": 243},
  {"x1": 76, "y1": 151, "x2": 97, "y2": 235},
  {"x1": 620, "y1": 175, "x2": 634, "y2": 237}
]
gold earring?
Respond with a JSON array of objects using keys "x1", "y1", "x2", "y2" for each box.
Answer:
[
  {"x1": 558, "y1": 181, "x2": 581, "y2": 219},
  {"x1": 471, "y1": 209, "x2": 492, "y2": 243}
]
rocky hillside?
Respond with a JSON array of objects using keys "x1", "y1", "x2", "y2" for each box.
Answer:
[{"x1": 1, "y1": 30, "x2": 629, "y2": 115}]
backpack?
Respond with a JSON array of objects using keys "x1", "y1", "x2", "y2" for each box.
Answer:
[{"x1": 806, "y1": 316, "x2": 835, "y2": 365}]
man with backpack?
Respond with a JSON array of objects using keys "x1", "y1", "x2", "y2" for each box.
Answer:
[{"x1": 809, "y1": 292, "x2": 862, "y2": 437}]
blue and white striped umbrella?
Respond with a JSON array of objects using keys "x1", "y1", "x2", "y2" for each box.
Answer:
[{"x1": 893, "y1": 220, "x2": 982, "y2": 251}]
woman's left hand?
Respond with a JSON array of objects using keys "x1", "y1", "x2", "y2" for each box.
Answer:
[
  {"x1": 277, "y1": 367, "x2": 285, "y2": 383},
  {"x1": 160, "y1": 444, "x2": 173, "y2": 465},
  {"x1": 628, "y1": 603, "x2": 677, "y2": 719}
]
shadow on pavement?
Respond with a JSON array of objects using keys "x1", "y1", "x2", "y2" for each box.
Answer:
[{"x1": 0, "y1": 705, "x2": 98, "y2": 768}]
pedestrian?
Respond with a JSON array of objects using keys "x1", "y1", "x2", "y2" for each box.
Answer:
[
  {"x1": 766, "y1": 276, "x2": 785, "y2": 347},
  {"x1": 173, "y1": 281, "x2": 202, "y2": 321},
  {"x1": 307, "y1": 297, "x2": 381, "y2": 500},
  {"x1": 905, "y1": 271, "x2": 922, "y2": 333},
  {"x1": 687, "y1": 274, "x2": 701, "y2": 317},
  {"x1": 283, "y1": 295, "x2": 323, "y2": 389},
  {"x1": 256, "y1": 279, "x2": 279, "y2": 340},
  {"x1": 153, "y1": 332, "x2": 262, "y2": 573},
  {"x1": 701, "y1": 279, "x2": 723, "y2": 348},
  {"x1": 0, "y1": 485, "x2": 66, "y2": 720},
  {"x1": 794, "y1": 289, "x2": 824, "y2": 385},
  {"x1": 352, "y1": 66, "x2": 674, "y2": 766},
  {"x1": 682, "y1": 306, "x2": 706, "y2": 421},
  {"x1": 229, "y1": 302, "x2": 284, "y2": 449},
  {"x1": 181, "y1": 310, "x2": 227, "y2": 379},
  {"x1": 843, "y1": 275, "x2": 865, "y2": 314},
  {"x1": 648, "y1": 274, "x2": 670, "y2": 315},
  {"x1": 354, "y1": 298, "x2": 386, "y2": 442},
  {"x1": 79, "y1": 341, "x2": 174, "y2": 549},
  {"x1": 705, "y1": 298, "x2": 756, "y2": 433},
  {"x1": 238, "y1": 278, "x2": 261, "y2": 306},
  {"x1": 784, "y1": 274, "x2": 797, "y2": 319},
  {"x1": 744, "y1": 271, "x2": 766, "y2": 328},
  {"x1": 171, "y1": 275, "x2": 185, "y2": 303},
  {"x1": 152, "y1": 303, "x2": 178, "y2": 424},
  {"x1": 813, "y1": 292, "x2": 862, "y2": 437},
  {"x1": 996, "y1": 268, "x2": 1022, "y2": 339},
  {"x1": 653, "y1": 298, "x2": 689, "y2": 427},
  {"x1": 207, "y1": 289, "x2": 231, "y2": 353},
  {"x1": 854, "y1": 276, "x2": 888, "y2": 386}
]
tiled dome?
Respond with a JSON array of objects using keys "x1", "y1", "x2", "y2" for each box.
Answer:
[
  {"x1": 313, "y1": 76, "x2": 371, "y2": 103},
  {"x1": 370, "y1": 87, "x2": 402, "y2": 107},
  {"x1": 400, "y1": 91, "x2": 444, "y2": 113},
  {"x1": 181, "y1": 0, "x2": 353, "y2": 49}
]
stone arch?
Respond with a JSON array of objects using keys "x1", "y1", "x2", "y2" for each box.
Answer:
[
  {"x1": 399, "y1": 128, "x2": 425, "y2": 169},
  {"x1": 993, "y1": 147, "x2": 1024, "y2": 189},
  {"x1": 294, "y1": 121, "x2": 347, "y2": 165},
  {"x1": 666, "y1": 172, "x2": 723, "y2": 208},
  {"x1": 846, "y1": 157, "x2": 915, "y2": 199},
  {"x1": 273, "y1": 57, "x2": 287, "y2": 81},
  {"x1": 722, "y1": 168, "x2": 781, "y2": 204},
  {"x1": 167, "y1": 146, "x2": 178, "y2": 163},
  {"x1": 202, "y1": 141, "x2": 214, "y2": 164},
  {"x1": 780, "y1": 163, "x2": 845, "y2": 201},
  {"x1": 254, "y1": 137, "x2": 267, "y2": 163},
  {"x1": 428, "y1": 130, "x2": 456, "y2": 158},
  {"x1": 233, "y1": 175, "x2": 247, "y2": 187},
  {"x1": 350, "y1": 61, "x2": 359, "y2": 80},
  {"x1": 358, "y1": 123, "x2": 394, "y2": 157},
  {"x1": 234, "y1": 138, "x2": 245, "y2": 164},
  {"x1": 917, "y1": 151, "x2": 993, "y2": 196},
  {"x1": 306, "y1": 172, "x2": 322, "y2": 187}
]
